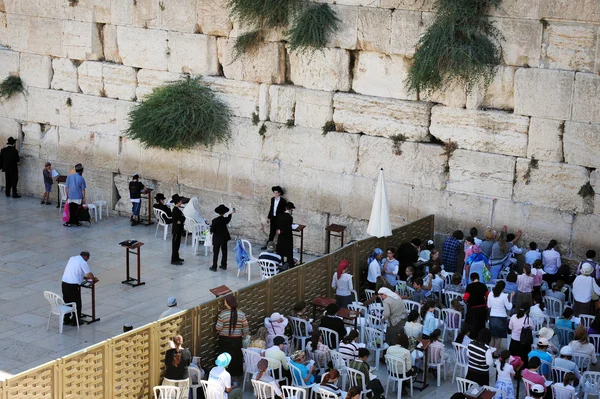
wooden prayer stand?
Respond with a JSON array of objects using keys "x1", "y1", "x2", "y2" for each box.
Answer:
[
  {"x1": 121, "y1": 241, "x2": 145, "y2": 287},
  {"x1": 80, "y1": 278, "x2": 100, "y2": 324},
  {"x1": 325, "y1": 224, "x2": 346, "y2": 254},
  {"x1": 141, "y1": 188, "x2": 154, "y2": 226},
  {"x1": 292, "y1": 224, "x2": 306, "y2": 265},
  {"x1": 414, "y1": 338, "x2": 431, "y2": 391}
]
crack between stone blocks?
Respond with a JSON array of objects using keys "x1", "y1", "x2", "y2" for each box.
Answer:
[
  {"x1": 568, "y1": 212, "x2": 576, "y2": 259},
  {"x1": 489, "y1": 198, "x2": 497, "y2": 227},
  {"x1": 559, "y1": 120, "x2": 565, "y2": 163}
]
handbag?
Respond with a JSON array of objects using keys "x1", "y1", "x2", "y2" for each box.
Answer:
[
  {"x1": 204, "y1": 233, "x2": 213, "y2": 247},
  {"x1": 482, "y1": 266, "x2": 492, "y2": 283},
  {"x1": 520, "y1": 316, "x2": 533, "y2": 347},
  {"x1": 62, "y1": 203, "x2": 70, "y2": 222}
]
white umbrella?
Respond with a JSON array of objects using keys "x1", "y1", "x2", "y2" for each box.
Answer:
[{"x1": 367, "y1": 168, "x2": 392, "y2": 238}]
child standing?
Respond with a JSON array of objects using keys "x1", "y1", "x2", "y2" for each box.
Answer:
[
  {"x1": 531, "y1": 260, "x2": 545, "y2": 297},
  {"x1": 129, "y1": 174, "x2": 145, "y2": 225},
  {"x1": 41, "y1": 162, "x2": 53, "y2": 205},
  {"x1": 516, "y1": 264, "x2": 534, "y2": 311},
  {"x1": 421, "y1": 300, "x2": 439, "y2": 339},
  {"x1": 494, "y1": 350, "x2": 515, "y2": 399}
]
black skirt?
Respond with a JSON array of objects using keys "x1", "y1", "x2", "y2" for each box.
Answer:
[
  {"x1": 466, "y1": 306, "x2": 488, "y2": 339},
  {"x1": 218, "y1": 335, "x2": 244, "y2": 377},
  {"x1": 466, "y1": 368, "x2": 489, "y2": 386}
]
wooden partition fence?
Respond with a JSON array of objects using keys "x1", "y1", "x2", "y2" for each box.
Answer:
[{"x1": 0, "y1": 215, "x2": 434, "y2": 399}]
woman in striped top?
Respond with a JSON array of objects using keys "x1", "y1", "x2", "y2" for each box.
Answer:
[
  {"x1": 338, "y1": 330, "x2": 361, "y2": 359},
  {"x1": 465, "y1": 328, "x2": 494, "y2": 386},
  {"x1": 216, "y1": 294, "x2": 249, "y2": 378}
]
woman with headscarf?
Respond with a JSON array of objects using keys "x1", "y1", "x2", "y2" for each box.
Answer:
[
  {"x1": 367, "y1": 248, "x2": 384, "y2": 290},
  {"x1": 252, "y1": 358, "x2": 283, "y2": 399},
  {"x1": 378, "y1": 287, "x2": 408, "y2": 345},
  {"x1": 209, "y1": 352, "x2": 243, "y2": 399},
  {"x1": 264, "y1": 312, "x2": 289, "y2": 348},
  {"x1": 215, "y1": 295, "x2": 249, "y2": 379},
  {"x1": 464, "y1": 245, "x2": 490, "y2": 284},
  {"x1": 332, "y1": 260, "x2": 354, "y2": 309},
  {"x1": 572, "y1": 262, "x2": 600, "y2": 316}
]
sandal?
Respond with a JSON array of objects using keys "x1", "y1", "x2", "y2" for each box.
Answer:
[{"x1": 63, "y1": 223, "x2": 71, "y2": 227}]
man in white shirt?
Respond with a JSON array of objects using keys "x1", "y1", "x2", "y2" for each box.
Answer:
[
  {"x1": 262, "y1": 186, "x2": 286, "y2": 250},
  {"x1": 209, "y1": 352, "x2": 242, "y2": 399},
  {"x1": 159, "y1": 297, "x2": 183, "y2": 319},
  {"x1": 264, "y1": 336, "x2": 290, "y2": 380},
  {"x1": 61, "y1": 251, "x2": 96, "y2": 326}
]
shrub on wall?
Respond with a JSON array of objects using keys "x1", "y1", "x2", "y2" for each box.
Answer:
[
  {"x1": 406, "y1": 0, "x2": 503, "y2": 95},
  {"x1": 288, "y1": 4, "x2": 340, "y2": 53},
  {"x1": 0, "y1": 75, "x2": 25, "y2": 101},
  {"x1": 125, "y1": 77, "x2": 231, "y2": 151}
]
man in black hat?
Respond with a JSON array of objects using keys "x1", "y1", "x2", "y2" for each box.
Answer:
[
  {"x1": 171, "y1": 194, "x2": 187, "y2": 265},
  {"x1": 262, "y1": 186, "x2": 287, "y2": 250},
  {"x1": 153, "y1": 193, "x2": 172, "y2": 223},
  {"x1": 276, "y1": 202, "x2": 295, "y2": 267},
  {"x1": 210, "y1": 204, "x2": 235, "y2": 272},
  {"x1": 0, "y1": 137, "x2": 21, "y2": 198}
]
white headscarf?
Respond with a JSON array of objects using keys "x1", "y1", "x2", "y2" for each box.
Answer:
[
  {"x1": 378, "y1": 287, "x2": 400, "y2": 300},
  {"x1": 182, "y1": 197, "x2": 205, "y2": 225}
]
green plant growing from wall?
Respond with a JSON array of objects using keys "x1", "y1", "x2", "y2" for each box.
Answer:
[
  {"x1": 578, "y1": 182, "x2": 595, "y2": 198},
  {"x1": 522, "y1": 158, "x2": 539, "y2": 185},
  {"x1": 390, "y1": 134, "x2": 407, "y2": 156},
  {"x1": 125, "y1": 77, "x2": 231, "y2": 151},
  {"x1": 227, "y1": 0, "x2": 339, "y2": 56},
  {"x1": 406, "y1": 0, "x2": 503, "y2": 96},
  {"x1": 0, "y1": 75, "x2": 25, "y2": 101},
  {"x1": 440, "y1": 139, "x2": 458, "y2": 173},
  {"x1": 322, "y1": 120, "x2": 336, "y2": 136}
]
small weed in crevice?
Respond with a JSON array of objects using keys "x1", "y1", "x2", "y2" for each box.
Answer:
[
  {"x1": 66, "y1": 97, "x2": 72, "y2": 107},
  {"x1": 286, "y1": 119, "x2": 294, "y2": 128},
  {"x1": 159, "y1": 1, "x2": 165, "y2": 11},
  {"x1": 390, "y1": 134, "x2": 407, "y2": 156},
  {"x1": 522, "y1": 157, "x2": 539, "y2": 185},
  {"x1": 540, "y1": 18, "x2": 549, "y2": 29},
  {"x1": 440, "y1": 139, "x2": 458, "y2": 174},
  {"x1": 258, "y1": 124, "x2": 267, "y2": 136},
  {"x1": 68, "y1": 0, "x2": 79, "y2": 6},
  {"x1": 251, "y1": 112, "x2": 259, "y2": 125},
  {"x1": 578, "y1": 182, "x2": 595, "y2": 198},
  {"x1": 0, "y1": 75, "x2": 25, "y2": 101},
  {"x1": 322, "y1": 120, "x2": 336, "y2": 136}
]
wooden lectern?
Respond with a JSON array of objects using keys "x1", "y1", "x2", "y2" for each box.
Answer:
[
  {"x1": 141, "y1": 188, "x2": 154, "y2": 226},
  {"x1": 120, "y1": 241, "x2": 145, "y2": 287},
  {"x1": 80, "y1": 278, "x2": 100, "y2": 324}
]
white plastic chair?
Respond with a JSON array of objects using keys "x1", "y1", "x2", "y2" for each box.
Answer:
[
  {"x1": 427, "y1": 344, "x2": 447, "y2": 387},
  {"x1": 188, "y1": 367, "x2": 201, "y2": 399},
  {"x1": 543, "y1": 296, "x2": 563, "y2": 323},
  {"x1": 532, "y1": 315, "x2": 550, "y2": 332},
  {"x1": 317, "y1": 387, "x2": 338, "y2": 399},
  {"x1": 153, "y1": 386, "x2": 180, "y2": 399},
  {"x1": 200, "y1": 380, "x2": 225, "y2": 399},
  {"x1": 441, "y1": 309, "x2": 462, "y2": 342},
  {"x1": 456, "y1": 377, "x2": 478, "y2": 394},
  {"x1": 310, "y1": 349, "x2": 328, "y2": 375},
  {"x1": 482, "y1": 385, "x2": 506, "y2": 399},
  {"x1": 238, "y1": 239, "x2": 258, "y2": 281},
  {"x1": 330, "y1": 350, "x2": 349, "y2": 390},
  {"x1": 350, "y1": 290, "x2": 360, "y2": 305},
  {"x1": 540, "y1": 359, "x2": 552, "y2": 379},
  {"x1": 552, "y1": 366, "x2": 571, "y2": 385},
  {"x1": 405, "y1": 286, "x2": 415, "y2": 298},
  {"x1": 154, "y1": 208, "x2": 171, "y2": 240},
  {"x1": 242, "y1": 348, "x2": 262, "y2": 392},
  {"x1": 348, "y1": 303, "x2": 367, "y2": 342},
  {"x1": 572, "y1": 354, "x2": 591, "y2": 371},
  {"x1": 281, "y1": 385, "x2": 307, "y2": 399},
  {"x1": 288, "y1": 362, "x2": 316, "y2": 399},
  {"x1": 44, "y1": 291, "x2": 79, "y2": 334},
  {"x1": 522, "y1": 377, "x2": 535, "y2": 396},
  {"x1": 265, "y1": 357, "x2": 288, "y2": 387},
  {"x1": 58, "y1": 183, "x2": 67, "y2": 212},
  {"x1": 580, "y1": 315, "x2": 595, "y2": 328},
  {"x1": 319, "y1": 327, "x2": 340, "y2": 350},
  {"x1": 384, "y1": 355, "x2": 413, "y2": 399},
  {"x1": 185, "y1": 218, "x2": 209, "y2": 256},
  {"x1": 443, "y1": 273, "x2": 454, "y2": 287},
  {"x1": 364, "y1": 289, "x2": 375, "y2": 302},
  {"x1": 364, "y1": 326, "x2": 388, "y2": 370},
  {"x1": 85, "y1": 202, "x2": 98, "y2": 222},
  {"x1": 403, "y1": 300, "x2": 421, "y2": 315},
  {"x1": 581, "y1": 371, "x2": 600, "y2": 399},
  {"x1": 91, "y1": 189, "x2": 108, "y2": 219},
  {"x1": 452, "y1": 342, "x2": 468, "y2": 383},
  {"x1": 556, "y1": 326, "x2": 575, "y2": 348},
  {"x1": 444, "y1": 291, "x2": 463, "y2": 310},
  {"x1": 590, "y1": 334, "x2": 600, "y2": 357},
  {"x1": 252, "y1": 379, "x2": 277, "y2": 399},
  {"x1": 346, "y1": 367, "x2": 373, "y2": 399},
  {"x1": 289, "y1": 316, "x2": 311, "y2": 351},
  {"x1": 552, "y1": 384, "x2": 577, "y2": 399},
  {"x1": 259, "y1": 259, "x2": 279, "y2": 280},
  {"x1": 365, "y1": 313, "x2": 385, "y2": 331}
]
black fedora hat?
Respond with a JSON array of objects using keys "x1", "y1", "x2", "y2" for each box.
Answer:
[
  {"x1": 271, "y1": 186, "x2": 284, "y2": 195},
  {"x1": 154, "y1": 193, "x2": 166, "y2": 201},
  {"x1": 171, "y1": 194, "x2": 189, "y2": 204},
  {"x1": 6, "y1": 137, "x2": 16, "y2": 145},
  {"x1": 215, "y1": 204, "x2": 229, "y2": 214},
  {"x1": 286, "y1": 202, "x2": 295, "y2": 210}
]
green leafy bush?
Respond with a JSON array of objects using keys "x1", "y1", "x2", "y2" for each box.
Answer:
[
  {"x1": 406, "y1": 0, "x2": 503, "y2": 95},
  {"x1": 125, "y1": 77, "x2": 231, "y2": 151},
  {"x1": 288, "y1": 4, "x2": 340, "y2": 53},
  {"x1": 0, "y1": 75, "x2": 25, "y2": 101}
]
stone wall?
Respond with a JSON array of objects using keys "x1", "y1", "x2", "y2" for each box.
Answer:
[{"x1": 0, "y1": 0, "x2": 599, "y2": 259}]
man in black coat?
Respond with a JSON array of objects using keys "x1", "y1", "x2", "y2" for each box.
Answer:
[
  {"x1": 263, "y1": 186, "x2": 286, "y2": 250},
  {"x1": 0, "y1": 137, "x2": 21, "y2": 198},
  {"x1": 276, "y1": 202, "x2": 295, "y2": 267},
  {"x1": 170, "y1": 194, "x2": 187, "y2": 265},
  {"x1": 210, "y1": 204, "x2": 235, "y2": 272},
  {"x1": 152, "y1": 193, "x2": 172, "y2": 224},
  {"x1": 319, "y1": 304, "x2": 346, "y2": 349}
]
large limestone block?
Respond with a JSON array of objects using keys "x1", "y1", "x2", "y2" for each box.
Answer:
[
  {"x1": 339, "y1": 174, "x2": 376, "y2": 220},
  {"x1": 591, "y1": 170, "x2": 600, "y2": 213},
  {"x1": 563, "y1": 122, "x2": 600, "y2": 169},
  {"x1": 489, "y1": 0, "x2": 540, "y2": 19},
  {"x1": 217, "y1": 39, "x2": 285, "y2": 84},
  {"x1": 160, "y1": 0, "x2": 196, "y2": 32},
  {"x1": 380, "y1": 0, "x2": 434, "y2": 11},
  {"x1": 333, "y1": 93, "x2": 431, "y2": 141},
  {"x1": 0, "y1": 92, "x2": 27, "y2": 121},
  {"x1": 327, "y1": 5, "x2": 358, "y2": 50},
  {"x1": 62, "y1": 20, "x2": 103, "y2": 60},
  {"x1": 541, "y1": 22, "x2": 598, "y2": 72},
  {"x1": 21, "y1": 122, "x2": 42, "y2": 158},
  {"x1": 466, "y1": 66, "x2": 516, "y2": 111},
  {"x1": 268, "y1": 85, "x2": 296, "y2": 124},
  {"x1": 116, "y1": 100, "x2": 136, "y2": 134},
  {"x1": 139, "y1": 146, "x2": 179, "y2": 183},
  {"x1": 69, "y1": 93, "x2": 117, "y2": 135},
  {"x1": 0, "y1": 49, "x2": 18, "y2": 80},
  {"x1": 197, "y1": 0, "x2": 232, "y2": 36},
  {"x1": 117, "y1": 136, "x2": 141, "y2": 175},
  {"x1": 539, "y1": 0, "x2": 600, "y2": 23},
  {"x1": 77, "y1": 61, "x2": 104, "y2": 96},
  {"x1": 513, "y1": 158, "x2": 590, "y2": 213},
  {"x1": 201, "y1": 76, "x2": 260, "y2": 118},
  {"x1": 136, "y1": 69, "x2": 182, "y2": 99},
  {"x1": 493, "y1": 17, "x2": 542, "y2": 67},
  {"x1": 288, "y1": 48, "x2": 351, "y2": 92},
  {"x1": 102, "y1": 64, "x2": 137, "y2": 101},
  {"x1": 514, "y1": 68, "x2": 574, "y2": 119},
  {"x1": 110, "y1": 0, "x2": 160, "y2": 28},
  {"x1": 447, "y1": 150, "x2": 516, "y2": 199},
  {"x1": 19, "y1": 53, "x2": 52, "y2": 89},
  {"x1": 572, "y1": 73, "x2": 600, "y2": 124},
  {"x1": 102, "y1": 24, "x2": 121, "y2": 64},
  {"x1": 357, "y1": 7, "x2": 392, "y2": 53},
  {"x1": 167, "y1": 32, "x2": 218, "y2": 75},
  {"x1": 352, "y1": 52, "x2": 415, "y2": 100},
  {"x1": 262, "y1": 123, "x2": 359, "y2": 174},
  {"x1": 0, "y1": 118, "x2": 22, "y2": 148},
  {"x1": 177, "y1": 151, "x2": 229, "y2": 191},
  {"x1": 358, "y1": 137, "x2": 445, "y2": 189},
  {"x1": 51, "y1": 58, "x2": 79, "y2": 93},
  {"x1": 71, "y1": 0, "x2": 112, "y2": 23},
  {"x1": 3, "y1": 14, "x2": 29, "y2": 52},
  {"x1": 281, "y1": 165, "x2": 343, "y2": 215},
  {"x1": 227, "y1": 155, "x2": 255, "y2": 198},
  {"x1": 29, "y1": 17, "x2": 63, "y2": 57},
  {"x1": 527, "y1": 118, "x2": 564, "y2": 162},
  {"x1": 58, "y1": 128, "x2": 119, "y2": 171},
  {"x1": 389, "y1": 10, "x2": 432, "y2": 56},
  {"x1": 572, "y1": 214, "x2": 600, "y2": 261},
  {"x1": 252, "y1": 160, "x2": 280, "y2": 198},
  {"x1": 26, "y1": 88, "x2": 71, "y2": 127},
  {"x1": 430, "y1": 106, "x2": 529, "y2": 157},
  {"x1": 210, "y1": 117, "x2": 264, "y2": 160},
  {"x1": 421, "y1": 83, "x2": 467, "y2": 108},
  {"x1": 294, "y1": 89, "x2": 333, "y2": 130},
  {"x1": 117, "y1": 26, "x2": 168, "y2": 70}
]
